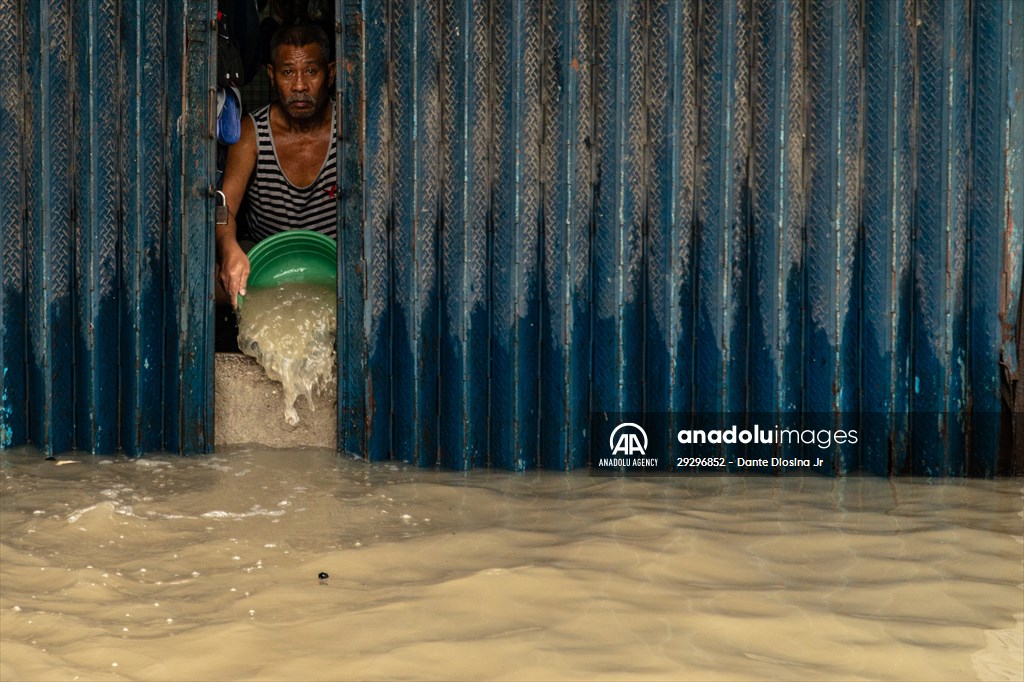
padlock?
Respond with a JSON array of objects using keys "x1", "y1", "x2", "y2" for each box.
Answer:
[{"x1": 215, "y1": 190, "x2": 229, "y2": 225}]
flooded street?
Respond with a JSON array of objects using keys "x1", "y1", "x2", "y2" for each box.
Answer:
[{"x1": 1, "y1": 446, "x2": 1021, "y2": 681}]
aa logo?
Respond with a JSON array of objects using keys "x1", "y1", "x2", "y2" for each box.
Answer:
[{"x1": 609, "y1": 423, "x2": 648, "y2": 456}]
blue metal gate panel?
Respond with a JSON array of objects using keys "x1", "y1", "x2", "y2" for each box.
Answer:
[
  {"x1": 804, "y1": 0, "x2": 861, "y2": 475},
  {"x1": 491, "y1": 0, "x2": 543, "y2": 471},
  {"x1": 24, "y1": 0, "x2": 75, "y2": 454},
  {"x1": 915, "y1": 0, "x2": 972, "y2": 476},
  {"x1": 386, "y1": 0, "x2": 440, "y2": 468},
  {"x1": 437, "y1": 0, "x2": 489, "y2": 470},
  {"x1": 350, "y1": 0, "x2": 1023, "y2": 473},
  {"x1": 73, "y1": 0, "x2": 120, "y2": 453},
  {"x1": 362, "y1": 0, "x2": 392, "y2": 464},
  {"x1": 163, "y1": 1, "x2": 215, "y2": 454},
  {"x1": 862, "y1": 0, "x2": 915, "y2": 476},
  {"x1": 970, "y1": 0, "x2": 1024, "y2": 475},
  {"x1": 121, "y1": 0, "x2": 169, "y2": 455},
  {"x1": 0, "y1": 0, "x2": 26, "y2": 449},
  {"x1": 645, "y1": 0, "x2": 697, "y2": 460},
  {"x1": 336, "y1": 0, "x2": 368, "y2": 456},
  {"x1": 0, "y1": 0, "x2": 214, "y2": 457},
  {"x1": 693, "y1": 0, "x2": 750, "y2": 435},
  {"x1": 749, "y1": 0, "x2": 803, "y2": 463},
  {"x1": 1006, "y1": 0, "x2": 1024, "y2": 475},
  {"x1": 2, "y1": 0, "x2": 1022, "y2": 473},
  {"x1": 539, "y1": 0, "x2": 592, "y2": 471},
  {"x1": 592, "y1": 0, "x2": 646, "y2": 421}
]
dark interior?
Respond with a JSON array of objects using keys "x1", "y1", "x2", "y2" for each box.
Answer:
[{"x1": 214, "y1": 0, "x2": 337, "y2": 352}]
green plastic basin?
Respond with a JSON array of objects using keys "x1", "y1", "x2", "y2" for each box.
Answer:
[{"x1": 243, "y1": 230, "x2": 337, "y2": 297}]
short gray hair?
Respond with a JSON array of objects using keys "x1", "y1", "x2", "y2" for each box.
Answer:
[{"x1": 270, "y1": 22, "x2": 331, "y2": 66}]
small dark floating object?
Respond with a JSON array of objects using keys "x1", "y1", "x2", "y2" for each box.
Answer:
[{"x1": 318, "y1": 572, "x2": 329, "y2": 583}]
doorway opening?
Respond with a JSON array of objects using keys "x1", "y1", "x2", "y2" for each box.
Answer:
[{"x1": 213, "y1": 0, "x2": 339, "y2": 353}]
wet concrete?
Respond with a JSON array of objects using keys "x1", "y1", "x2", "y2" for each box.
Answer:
[{"x1": 214, "y1": 353, "x2": 337, "y2": 449}]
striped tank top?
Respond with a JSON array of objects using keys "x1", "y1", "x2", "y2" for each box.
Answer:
[{"x1": 246, "y1": 103, "x2": 338, "y2": 241}]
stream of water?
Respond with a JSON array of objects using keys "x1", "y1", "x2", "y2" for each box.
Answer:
[{"x1": 236, "y1": 283, "x2": 337, "y2": 426}]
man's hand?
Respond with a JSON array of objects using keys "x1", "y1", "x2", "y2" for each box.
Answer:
[
  {"x1": 218, "y1": 238, "x2": 250, "y2": 308},
  {"x1": 216, "y1": 114, "x2": 257, "y2": 308}
]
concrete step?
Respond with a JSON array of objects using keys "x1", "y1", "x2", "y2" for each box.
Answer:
[{"x1": 214, "y1": 353, "x2": 337, "y2": 449}]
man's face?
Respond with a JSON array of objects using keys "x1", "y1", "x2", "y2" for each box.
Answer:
[{"x1": 268, "y1": 43, "x2": 334, "y2": 121}]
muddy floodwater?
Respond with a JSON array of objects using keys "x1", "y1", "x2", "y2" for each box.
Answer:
[{"x1": 1, "y1": 446, "x2": 1021, "y2": 681}]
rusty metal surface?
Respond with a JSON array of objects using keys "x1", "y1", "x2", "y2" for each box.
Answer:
[
  {"x1": 914, "y1": 0, "x2": 972, "y2": 475},
  {"x1": 972, "y1": 0, "x2": 1024, "y2": 475},
  {"x1": 1009, "y1": 0, "x2": 1024, "y2": 475}
]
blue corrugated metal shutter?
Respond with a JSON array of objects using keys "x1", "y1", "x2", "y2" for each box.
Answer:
[
  {"x1": 335, "y1": 0, "x2": 368, "y2": 457},
  {"x1": 351, "y1": 0, "x2": 1023, "y2": 474},
  {"x1": 1, "y1": 0, "x2": 28, "y2": 450},
  {"x1": 1, "y1": 0, "x2": 1021, "y2": 475},
  {"x1": 0, "y1": 0, "x2": 215, "y2": 456}
]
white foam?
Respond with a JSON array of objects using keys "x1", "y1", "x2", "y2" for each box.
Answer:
[
  {"x1": 236, "y1": 283, "x2": 337, "y2": 426},
  {"x1": 200, "y1": 507, "x2": 287, "y2": 520}
]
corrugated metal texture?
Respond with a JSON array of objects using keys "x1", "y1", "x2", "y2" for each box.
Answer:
[
  {"x1": 24, "y1": 0, "x2": 76, "y2": 454},
  {"x1": 491, "y1": 0, "x2": 544, "y2": 471},
  {"x1": 646, "y1": 0, "x2": 697, "y2": 459},
  {"x1": 914, "y1": 0, "x2": 972, "y2": 476},
  {"x1": 541, "y1": 0, "x2": 592, "y2": 470},
  {"x1": 436, "y1": 0, "x2": 490, "y2": 469},
  {"x1": 121, "y1": 0, "x2": 169, "y2": 455},
  {"x1": 592, "y1": 0, "x2": 646, "y2": 420},
  {"x1": 74, "y1": 0, "x2": 121, "y2": 453},
  {"x1": 163, "y1": 1, "x2": 216, "y2": 454},
  {"x1": 354, "y1": 0, "x2": 1023, "y2": 474},
  {"x1": 392, "y1": 0, "x2": 442, "y2": 468},
  {"x1": 0, "y1": 0, "x2": 27, "y2": 449},
  {"x1": 804, "y1": 0, "x2": 861, "y2": 475},
  {"x1": 0, "y1": 0, "x2": 215, "y2": 456},
  {"x1": 692, "y1": 0, "x2": 751, "y2": 450},
  {"x1": 361, "y1": 0, "x2": 392, "y2": 464},
  {"x1": 861, "y1": 0, "x2": 914, "y2": 475},
  {"x1": 749, "y1": 0, "x2": 803, "y2": 460},
  {"x1": 1004, "y1": 0, "x2": 1024, "y2": 475},
  {"x1": 336, "y1": 0, "x2": 368, "y2": 456},
  {"x1": 971, "y1": 0, "x2": 1024, "y2": 475},
  {"x1": 1, "y1": 0, "x2": 1020, "y2": 474}
]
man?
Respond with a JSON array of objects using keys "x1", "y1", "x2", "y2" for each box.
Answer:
[{"x1": 216, "y1": 21, "x2": 337, "y2": 308}]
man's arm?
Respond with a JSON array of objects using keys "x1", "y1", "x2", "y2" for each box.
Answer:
[{"x1": 217, "y1": 114, "x2": 258, "y2": 307}]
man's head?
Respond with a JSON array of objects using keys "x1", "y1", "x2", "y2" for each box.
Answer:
[{"x1": 268, "y1": 22, "x2": 335, "y2": 122}]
